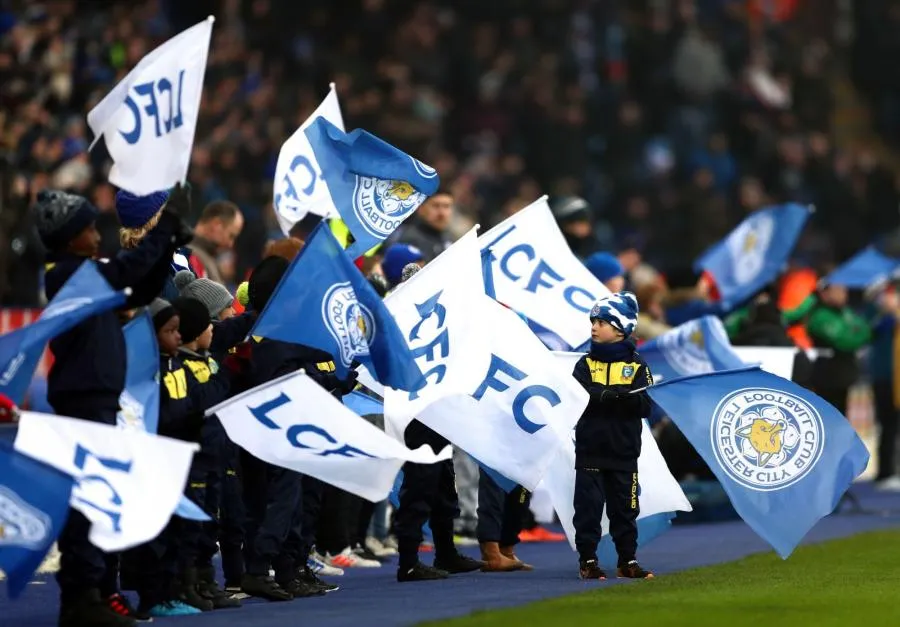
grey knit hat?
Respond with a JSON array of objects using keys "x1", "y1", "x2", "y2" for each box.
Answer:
[{"x1": 173, "y1": 270, "x2": 233, "y2": 319}]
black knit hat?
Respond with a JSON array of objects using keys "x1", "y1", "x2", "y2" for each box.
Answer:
[
  {"x1": 148, "y1": 298, "x2": 177, "y2": 332},
  {"x1": 34, "y1": 189, "x2": 99, "y2": 251},
  {"x1": 172, "y1": 297, "x2": 211, "y2": 344},
  {"x1": 248, "y1": 256, "x2": 289, "y2": 312}
]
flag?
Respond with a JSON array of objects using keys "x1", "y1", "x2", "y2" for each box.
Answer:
[
  {"x1": 342, "y1": 390, "x2": 384, "y2": 417},
  {"x1": 252, "y1": 222, "x2": 423, "y2": 391},
  {"x1": 481, "y1": 247, "x2": 497, "y2": 299},
  {"x1": 0, "y1": 262, "x2": 128, "y2": 405},
  {"x1": 824, "y1": 245, "x2": 900, "y2": 289},
  {"x1": 303, "y1": 117, "x2": 440, "y2": 258},
  {"x1": 645, "y1": 366, "x2": 870, "y2": 558},
  {"x1": 14, "y1": 412, "x2": 200, "y2": 552},
  {"x1": 0, "y1": 440, "x2": 73, "y2": 598},
  {"x1": 86, "y1": 17, "x2": 214, "y2": 195},
  {"x1": 208, "y1": 371, "x2": 451, "y2": 502},
  {"x1": 640, "y1": 315, "x2": 744, "y2": 383},
  {"x1": 273, "y1": 84, "x2": 345, "y2": 234},
  {"x1": 478, "y1": 196, "x2": 611, "y2": 350},
  {"x1": 694, "y1": 204, "x2": 810, "y2": 310}
]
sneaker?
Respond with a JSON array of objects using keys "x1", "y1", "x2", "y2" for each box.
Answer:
[
  {"x1": 148, "y1": 600, "x2": 201, "y2": 617},
  {"x1": 326, "y1": 547, "x2": 381, "y2": 568},
  {"x1": 308, "y1": 554, "x2": 344, "y2": 577},
  {"x1": 59, "y1": 589, "x2": 137, "y2": 627},
  {"x1": 875, "y1": 475, "x2": 900, "y2": 492},
  {"x1": 240, "y1": 574, "x2": 293, "y2": 601},
  {"x1": 353, "y1": 543, "x2": 388, "y2": 563},
  {"x1": 579, "y1": 559, "x2": 606, "y2": 580},
  {"x1": 277, "y1": 577, "x2": 327, "y2": 598},
  {"x1": 617, "y1": 560, "x2": 654, "y2": 579},
  {"x1": 519, "y1": 526, "x2": 567, "y2": 543},
  {"x1": 365, "y1": 536, "x2": 398, "y2": 557},
  {"x1": 197, "y1": 579, "x2": 241, "y2": 609},
  {"x1": 419, "y1": 540, "x2": 434, "y2": 553},
  {"x1": 382, "y1": 535, "x2": 399, "y2": 551},
  {"x1": 223, "y1": 585, "x2": 250, "y2": 601},
  {"x1": 397, "y1": 561, "x2": 450, "y2": 582},
  {"x1": 108, "y1": 593, "x2": 152, "y2": 622},
  {"x1": 433, "y1": 552, "x2": 484, "y2": 574},
  {"x1": 453, "y1": 533, "x2": 479, "y2": 547},
  {"x1": 298, "y1": 565, "x2": 340, "y2": 593}
]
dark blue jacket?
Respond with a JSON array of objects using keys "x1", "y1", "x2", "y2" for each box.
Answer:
[
  {"x1": 46, "y1": 212, "x2": 182, "y2": 419},
  {"x1": 158, "y1": 351, "x2": 232, "y2": 443},
  {"x1": 244, "y1": 337, "x2": 347, "y2": 394},
  {"x1": 572, "y1": 340, "x2": 652, "y2": 472},
  {"x1": 209, "y1": 313, "x2": 256, "y2": 362}
]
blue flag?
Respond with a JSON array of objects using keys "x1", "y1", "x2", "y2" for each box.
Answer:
[
  {"x1": 304, "y1": 117, "x2": 440, "y2": 259},
  {"x1": 0, "y1": 262, "x2": 127, "y2": 405},
  {"x1": 118, "y1": 313, "x2": 161, "y2": 433},
  {"x1": 694, "y1": 204, "x2": 810, "y2": 310},
  {"x1": 0, "y1": 440, "x2": 73, "y2": 597},
  {"x1": 481, "y1": 248, "x2": 497, "y2": 300},
  {"x1": 825, "y1": 246, "x2": 900, "y2": 289},
  {"x1": 253, "y1": 223, "x2": 424, "y2": 391},
  {"x1": 343, "y1": 390, "x2": 384, "y2": 417},
  {"x1": 646, "y1": 366, "x2": 869, "y2": 558},
  {"x1": 641, "y1": 316, "x2": 744, "y2": 383}
]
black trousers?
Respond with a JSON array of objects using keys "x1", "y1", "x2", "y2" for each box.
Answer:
[
  {"x1": 121, "y1": 519, "x2": 179, "y2": 609},
  {"x1": 196, "y1": 454, "x2": 245, "y2": 585},
  {"x1": 316, "y1": 485, "x2": 364, "y2": 555},
  {"x1": 476, "y1": 472, "x2": 530, "y2": 547},
  {"x1": 241, "y1": 451, "x2": 303, "y2": 575},
  {"x1": 393, "y1": 421, "x2": 459, "y2": 570},
  {"x1": 572, "y1": 467, "x2": 639, "y2": 566},
  {"x1": 180, "y1": 462, "x2": 210, "y2": 571},
  {"x1": 873, "y1": 381, "x2": 899, "y2": 480}
]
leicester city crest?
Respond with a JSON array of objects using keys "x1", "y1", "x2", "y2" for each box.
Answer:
[
  {"x1": 322, "y1": 282, "x2": 376, "y2": 368},
  {"x1": 352, "y1": 177, "x2": 427, "y2": 239},
  {"x1": 726, "y1": 212, "x2": 775, "y2": 286},
  {"x1": 0, "y1": 485, "x2": 52, "y2": 550}
]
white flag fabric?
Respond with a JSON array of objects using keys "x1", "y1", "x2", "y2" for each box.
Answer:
[
  {"x1": 413, "y1": 298, "x2": 588, "y2": 490},
  {"x1": 272, "y1": 84, "x2": 345, "y2": 234},
  {"x1": 14, "y1": 412, "x2": 199, "y2": 552},
  {"x1": 478, "y1": 196, "x2": 611, "y2": 349},
  {"x1": 87, "y1": 17, "x2": 214, "y2": 195},
  {"x1": 540, "y1": 421, "x2": 692, "y2": 551},
  {"x1": 209, "y1": 372, "x2": 451, "y2": 502},
  {"x1": 732, "y1": 346, "x2": 797, "y2": 380},
  {"x1": 379, "y1": 228, "x2": 492, "y2": 439}
]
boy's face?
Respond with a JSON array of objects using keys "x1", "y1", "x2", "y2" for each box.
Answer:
[
  {"x1": 66, "y1": 223, "x2": 101, "y2": 258},
  {"x1": 196, "y1": 324, "x2": 214, "y2": 351},
  {"x1": 591, "y1": 318, "x2": 625, "y2": 344},
  {"x1": 157, "y1": 316, "x2": 182, "y2": 356},
  {"x1": 218, "y1": 306, "x2": 235, "y2": 320}
]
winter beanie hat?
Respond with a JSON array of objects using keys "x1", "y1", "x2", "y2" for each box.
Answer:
[
  {"x1": 248, "y1": 256, "x2": 290, "y2": 312},
  {"x1": 382, "y1": 244, "x2": 423, "y2": 286},
  {"x1": 589, "y1": 291, "x2": 639, "y2": 338},
  {"x1": 149, "y1": 298, "x2": 177, "y2": 332},
  {"x1": 401, "y1": 263, "x2": 422, "y2": 283},
  {"x1": 172, "y1": 297, "x2": 211, "y2": 344},
  {"x1": 34, "y1": 190, "x2": 99, "y2": 251},
  {"x1": 173, "y1": 270, "x2": 233, "y2": 319},
  {"x1": 116, "y1": 189, "x2": 169, "y2": 228},
  {"x1": 585, "y1": 252, "x2": 624, "y2": 284}
]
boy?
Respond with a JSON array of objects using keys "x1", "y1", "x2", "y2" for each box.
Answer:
[
  {"x1": 35, "y1": 186, "x2": 192, "y2": 627},
  {"x1": 572, "y1": 291, "x2": 654, "y2": 581}
]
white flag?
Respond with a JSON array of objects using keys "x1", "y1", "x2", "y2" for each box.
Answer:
[
  {"x1": 379, "y1": 228, "x2": 492, "y2": 439},
  {"x1": 412, "y1": 298, "x2": 588, "y2": 490},
  {"x1": 478, "y1": 196, "x2": 611, "y2": 349},
  {"x1": 209, "y1": 372, "x2": 451, "y2": 502},
  {"x1": 272, "y1": 84, "x2": 345, "y2": 234},
  {"x1": 87, "y1": 17, "x2": 214, "y2": 195},
  {"x1": 14, "y1": 412, "x2": 199, "y2": 552}
]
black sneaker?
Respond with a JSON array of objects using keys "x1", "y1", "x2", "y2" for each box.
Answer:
[
  {"x1": 298, "y1": 565, "x2": 340, "y2": 593},
  {"x1": 278, "y1": 578, "x2": 327, "y2": 598},
  {"x1": 107, "y1": 593, "x2": 152, "y2": 622},
  {"x1": 617, "y1": 560, "x2": 654, "y2": 579},
  {"x1": 223, "y1": 584, "x2": 250, "y2": 600},
  {"x1": 397, "y1": 562, "x2": 450, "y2": 582},
  {"x1": 579, "y1": 559, "x2": 607, "y2": 580},
  {"x1": 353, "y1": 543, "x2": 387, "y2": 563},
  {"x1": 197, "y1": 580, "x2": 242, "y2": 609},
  {"x1": 240, "y1": 574, "x2": 292, "y2": 601},
  {"x1": 433, "y1": 552, "x2": 484, "y2": 574},
  {"x1": 60, "y1": 589, "x2": 137, "y2": 627}
]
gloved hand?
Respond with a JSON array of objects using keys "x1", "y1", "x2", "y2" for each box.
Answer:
[
  {"x1": 338, "y1": 369, "x2": 359, "y2": 395},
  {"x1": 163, "y1": 182, "x2": 194, "y2": 245},
  {"x1": 590, "y1": 386, "x2": 624, "y2": 403},
  {"x1": 0, "y1": 393, "x2": 19, "y2": 422}
]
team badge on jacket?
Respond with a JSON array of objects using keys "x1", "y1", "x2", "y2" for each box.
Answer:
[
  {"x1": 323, "y1": 282, "x2": 375, "y2": 367},
  {"x1": 0, "y1": 485, "x2": 52, "y2": 549}
]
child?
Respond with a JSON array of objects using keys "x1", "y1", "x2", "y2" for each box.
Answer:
[{"x1": 571, "y1": 291, "x2": 654, "y2": 581}]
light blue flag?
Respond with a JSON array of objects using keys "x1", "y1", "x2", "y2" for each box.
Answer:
[
  {"x1": 343, "y1": 390, "x2": 384, "y2": 417},
  {"x1": 0, "y1": 262, "x2": 127, "y2": 405},
  {"x1": 646, "y1": 366, "x2": 870, "y2": 558},
  {"x1": 598, "y1": 512, "x2": 674, "y2": 568},
  {"x1": 694, "y1": 203, "x2": 810, "y2": 310},
  {"x1": 253, "y1": 222, "x2": 424, "y2": 391},
  {"x1": 304, "y1": 117, "x2": 440, "y2": 258},
  {"x1": 824, "y1": 246, "x2": 900, "y2": 289},
  {"x1": 640, "y1": 316, "x2": 745, "y2": 383},
  {"x1": 0, "y1": 440, "x2": 74, "y2": 598}
]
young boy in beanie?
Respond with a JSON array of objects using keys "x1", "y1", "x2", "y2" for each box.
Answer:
[
  {"x1": 572, "y1": 291, "x2": 654, "y2": 581},
  {"x1": 35, "y1": 186, "x2": 193, "y2": 627}
]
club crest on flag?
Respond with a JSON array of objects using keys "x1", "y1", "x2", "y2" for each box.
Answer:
[
  {"x1": 658, "y1": 320, "x2": 714, "y2": 375},
  {"x1": 727, "y1": 212, "x2": 774, "y2": 285},
  {"x1": 353, "y1": 178, "x2": 427, "y2": 239},
  {"x1": 711, "y1": 387, "x2": 824, "y2": 492},
  {"x1": 323, "y1": 282, "x2": 375, "y2": 368},
  {"x1": 0, "y1": 485, "x2": 52, "y2": 549}
]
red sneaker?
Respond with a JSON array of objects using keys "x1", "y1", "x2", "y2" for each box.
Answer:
[{"x1": 518, "y1": 526, "x2": 566, "y2": 543}]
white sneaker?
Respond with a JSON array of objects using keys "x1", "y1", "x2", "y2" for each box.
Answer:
[
  {"x1": 365, "y1": 536, "x2": 398, "y2": 557},
  {"x1": 326, "y1": 546, "x2": 381, "y2": 568},
  {"x1": 382, "y1": 535, "x2": 398, "y2": 551},
  {"x1": 308, "y1": 554, "x2": 344, "y2": 577},
  {"x1": 875, "y1": 476, "x2": 900, "y2": 492}
]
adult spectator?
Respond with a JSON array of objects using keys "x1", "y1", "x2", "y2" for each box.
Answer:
[
  {"x1": 395, "y1": 190, "x2": 453, "y2": 262},
  {"x1": 187, "y1": 201, "x2": 244, "y2": 285}
]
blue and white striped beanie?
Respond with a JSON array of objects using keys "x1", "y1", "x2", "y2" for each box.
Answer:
[{"x1": 589, "y1": 291, "x2": 639, "y2": 338}]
